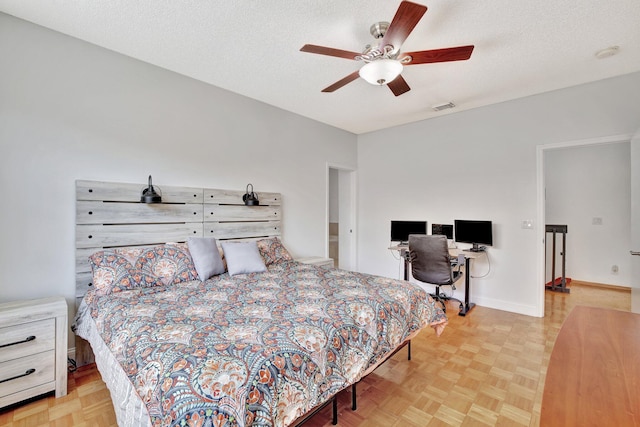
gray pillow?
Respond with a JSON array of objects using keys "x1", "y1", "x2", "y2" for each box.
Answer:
[
  {"x1": 187, "y1": 237, "x2": 225, "y2": 281},
  {"x1": 221, "y1": 241, "x2": 267, "y2": 276}
]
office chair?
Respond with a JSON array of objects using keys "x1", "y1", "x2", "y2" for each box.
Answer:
[{"x1": 408, "y1": 234, "x2": 464, "y2": 313}]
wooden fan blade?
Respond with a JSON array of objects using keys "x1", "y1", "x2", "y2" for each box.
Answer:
[
  {"x1": 387, "y1": 75, "x2": 411, "y2": 96},
  {"x1": 403, "y1": 45, "x2": 474, "y2": 65},
  {"x1": 321, "y1": 71, "x2": 361, "y2": 93},
  {"x1": 300, "y1": 44, "x2": 361, "y2": 60},
  {"x1": 381, "y1": 1, "x2": 428, "y2": 51}
]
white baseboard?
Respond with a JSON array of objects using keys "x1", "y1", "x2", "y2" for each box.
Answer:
[{"x1": 473, "y1": 296, "x2": 540, "y2": 317}]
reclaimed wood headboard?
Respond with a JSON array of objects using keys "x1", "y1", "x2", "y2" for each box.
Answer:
[
  {"x1": 74, "y1": 179, "x2": 282, "y2": 364},
  {"x1": 75, "y1": 179, "x2": 282, "y2": 299}
]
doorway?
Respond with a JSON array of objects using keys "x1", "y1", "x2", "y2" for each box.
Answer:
[
  {"x1": 631, "y1": 130, "x2": 640, "y2": 312},
  {"x1": 536, "y1": 134, "x2": 634, "y2": 317},
  {"x1": 327, "y1": 165, "x2": 356, "y2": 270}
]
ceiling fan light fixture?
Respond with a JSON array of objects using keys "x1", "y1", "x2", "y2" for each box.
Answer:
[{"x1": 359, "y1": 59, "x2": 403, "y2": 86}]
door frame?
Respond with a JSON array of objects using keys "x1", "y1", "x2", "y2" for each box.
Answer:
[
  {"x1": 326, "y1": 163, "x2": 357, "y2": 270},
  {"x1": 535, "y1": 133, "x2": 632, "y2": 317}
]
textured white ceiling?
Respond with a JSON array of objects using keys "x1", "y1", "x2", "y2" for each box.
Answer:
[{"x1": 1, "y1": 0, "x2": 639, "y2": 134}]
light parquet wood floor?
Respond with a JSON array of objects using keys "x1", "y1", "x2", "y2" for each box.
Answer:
[{"x1": 0, "y1": 281, "x2": 630, "y2": 427}]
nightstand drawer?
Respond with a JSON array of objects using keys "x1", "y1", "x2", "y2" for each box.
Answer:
[
  {"x1": 0, "y1": 318, "x2": 55, "y2": 363},
  {"x1": 0, "y1": 350, "x2": 55, "y2": 399},
  {"x1": 0, "y1": 297, "x2": 67, "y2": 407}
]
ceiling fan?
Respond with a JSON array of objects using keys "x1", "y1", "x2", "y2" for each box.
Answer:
[{"x1": 300, "y1": 1, "x2": 474, "y2": 96}]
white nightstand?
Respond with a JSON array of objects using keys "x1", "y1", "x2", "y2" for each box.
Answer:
[
  {"x1": 296, "y1": 257, "x2": 335, "y2": 268},
  {"x1": 0, "y1": 297, "x2": 68, "y2": 408}
]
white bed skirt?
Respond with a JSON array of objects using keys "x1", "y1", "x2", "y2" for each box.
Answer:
[{"x1": 74, "y1": 300, "x2": 152, "y2": 427}]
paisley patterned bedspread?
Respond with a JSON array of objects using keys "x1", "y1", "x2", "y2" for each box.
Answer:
[{"x1": 75, "y1": 261, "x2": 447, "y2": 427}]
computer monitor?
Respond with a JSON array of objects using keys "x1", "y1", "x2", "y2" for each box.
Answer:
[
  {"x1": 454, "y1": 219, "x2": 493, "y2": 252},
  {"x1": 431, "y1": 224, "x2": 453, "y2": 240},
  {"x1": 390, "y1": 220, "x2": 427, "y2": 244}
]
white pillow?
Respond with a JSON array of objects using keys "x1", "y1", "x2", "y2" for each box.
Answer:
[
  {"x1": 187, "y1": 237, "x2": 225, "y2": 281},
  {"x1": 221, "y1": 241, "x2": 267, "y2": 276}
]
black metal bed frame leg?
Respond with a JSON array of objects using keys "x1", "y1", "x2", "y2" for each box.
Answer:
[
  {"x1": 299, "y1": 338, "x2": 411, "y2": 426},
  {"x1": 348, "y1": 340, "x2": 410, "y2": 413},
  {"x1": 332, "y1": 395, "x2": 338, "y2": 425},
  {"x1": 351, "y1": 383, "x2": 357, "y2": 410}
]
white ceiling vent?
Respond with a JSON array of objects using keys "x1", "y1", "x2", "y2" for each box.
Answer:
[{"x1": 432, "y1": 102, "x2": 456, "y2": 112}]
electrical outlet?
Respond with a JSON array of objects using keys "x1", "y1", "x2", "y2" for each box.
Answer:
[
  {"x1": 521, "y1": 220, "x2": 534, "y2": 229},
  {"x1": 592, "y1": 217, "x2": 603, "y2": 225}
]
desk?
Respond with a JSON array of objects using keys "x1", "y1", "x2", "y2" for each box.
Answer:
[
  {"x1": 390, "y1": 245, "x2": 479, "y2": 316},
  {"x1": 541, "y1": 306, "x2": 640, "y2": 425}
]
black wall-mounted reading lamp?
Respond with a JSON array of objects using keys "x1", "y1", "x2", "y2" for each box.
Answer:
[
  {"x1": 141, "y1": 175, "x2": 162, "y2": 203},
  {"x1": 243, "y1": 183, "x2": 259, "y2": 206}
]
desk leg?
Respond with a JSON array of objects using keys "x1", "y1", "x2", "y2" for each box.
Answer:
[
  {"x1": 402, "y1": 249, "x2": 410, "y2": 281},
  {"x1": 458, "y1": 257, "x2": 476, "y2": 316}
]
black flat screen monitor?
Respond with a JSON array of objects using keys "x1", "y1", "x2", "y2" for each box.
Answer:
[
  {"x1": 454, "y1": 219, "x2": 493, "y2": 252},
  {"x1": 431, "y1": 224, "x2": 453, "y2": 240},
  {"x1": 390, "y1": 220, "x2": 427, "y2": 243}
]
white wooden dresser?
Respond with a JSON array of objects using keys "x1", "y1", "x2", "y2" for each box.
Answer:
[
  {"x1": 296, "y1": 256, "x2": 335, "y2": 268},
  {"x1": 0, "y1": 297, "x2": 68, "y2": 408}
]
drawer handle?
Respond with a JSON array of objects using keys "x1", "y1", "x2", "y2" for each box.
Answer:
[
  {"x1": 0, "y1": 368, "x2": 36, "y2": 384},
  {"x1": 0, "y1": 335, "x2": 36, "y2": 349}
]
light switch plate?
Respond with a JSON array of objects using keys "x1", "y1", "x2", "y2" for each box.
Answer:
[{"x1": 522, "y1": 220, "x2": 534, "y2": 229}]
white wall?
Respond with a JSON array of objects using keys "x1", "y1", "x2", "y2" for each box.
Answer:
[
  {"x1": 0, "y1": 14, "x2": 357, "y2": 338},
  {"x1": 545, "y1": 142, "x2": 631, "y2": 286},
  {"x1": 357, "y1": 71, "x2": 640, "y2": 316}
]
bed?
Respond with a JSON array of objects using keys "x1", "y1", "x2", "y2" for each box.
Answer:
[{"x1": 73, "y1": 180, "x2": 447, "y2": 426}]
